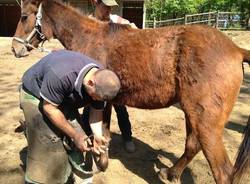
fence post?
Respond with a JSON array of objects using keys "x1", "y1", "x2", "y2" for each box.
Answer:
[
  {"x1": 208, "y1": 12, "x2": 211, "y2": 26},
  {"x1": 215, "y1": 11, "x2": 219, "y2": 29},
  {"x1": 184, "y1": 15, "x2": 188, "y2": 25},
  {"x1": 153, "y1": 17, "x2": 156, "y2": 28},
  {"x1": 248, "y1": 17, "x2": 250, "y2": 30}
]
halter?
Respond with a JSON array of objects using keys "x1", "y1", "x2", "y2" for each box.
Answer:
[{"x1": 13, "y1": 3, "x2": 51, "y2": 53}]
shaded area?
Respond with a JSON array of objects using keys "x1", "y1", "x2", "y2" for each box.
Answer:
[
  {"x1": 109, "y1": 133, "x2": 195, "y2": 184},
  {"x1": 239, "y1": 70, "x2": 250, "y2": 98},
  {"x1": 226, "y1": 119, "x2": 248, "y2": 134},
  {"x1": 19, "y1": 146, "x2": 27, "y2": 172},
  {"x1": 242, "y1": 72, "x2": 250, "y2": 83},
  {"x1": 226, "y1": 65, "x2": 250, "y2": 134},
  {"x1": 18, "y1": 133, "x2": 195, "y2": 184}
]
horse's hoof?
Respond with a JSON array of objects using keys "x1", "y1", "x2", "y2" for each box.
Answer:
[
  {"x1": 93, "y1": 150, "x2": 109, "y2": 172},
  {"x1": 158, "y1": 168, "x2": 179, "y2": 183},
  {"x1": 98, "y1": 153, "x2": 109, "y2": 171}
]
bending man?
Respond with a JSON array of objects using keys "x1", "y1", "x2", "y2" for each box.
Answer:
[{"x1": 20, "y1": 50, "x2": 120, "y2": 183}]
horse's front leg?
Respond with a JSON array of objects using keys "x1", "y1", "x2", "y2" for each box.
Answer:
[
  {"x1": 81, "y1": 104, "x2": 112, "y2": 171},
  {"x1": 96, "y1": 103, "x2": 112, "y2": 171}
]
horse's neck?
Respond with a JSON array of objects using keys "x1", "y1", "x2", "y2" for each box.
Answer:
[{"x1": 44, "y1": 1, "x2": 103, "y2": 51}]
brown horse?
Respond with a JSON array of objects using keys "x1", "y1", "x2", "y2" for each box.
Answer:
[{"x1": 12, "y1": 0, "x2": 250, "y2": 183}]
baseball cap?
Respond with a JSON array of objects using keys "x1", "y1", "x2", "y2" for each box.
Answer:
[{"x1": 101, "y1": 0, "x2": 118, "y2": 6}]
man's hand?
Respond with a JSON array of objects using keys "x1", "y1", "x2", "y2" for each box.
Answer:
[
  {"x1": 72, "y1": 132, "x2": 92, "y2": 152},
  {"x1": 43, "y1": 100, "x2": 92, "y2": 152},
  {"x1": 92, "y1": 135, "x2": 108, "y2": 155}
]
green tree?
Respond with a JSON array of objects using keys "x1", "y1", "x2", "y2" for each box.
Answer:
[
  {"x1": 235, "y1": 0, "x2": 250, "y2": 18},
  {"x1": 146, "y1": 0, "x2": 203, "y2": 20},
  {"x1": 146, "y1": 0, "x2": 248, "y2": 20}
]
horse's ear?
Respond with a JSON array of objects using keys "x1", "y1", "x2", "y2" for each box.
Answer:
[{"x1": 21, "y1": 0, "x2": 42, "y2": 14}]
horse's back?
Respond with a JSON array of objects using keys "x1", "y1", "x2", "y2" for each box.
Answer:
[
  {"x1": 107, "y1": 26, "x2": 186, "y2": 108},
  {"x1": 109, "y1": 25, "x2": 244, "y2": 109}
]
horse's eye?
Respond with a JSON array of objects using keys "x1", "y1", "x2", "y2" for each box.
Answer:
[{"x1": 21, "y1": 14, "x2": 28, "y2": 22}]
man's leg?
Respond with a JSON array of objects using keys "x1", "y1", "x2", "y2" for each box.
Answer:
[
  {"x1": 81, "y1": 107, "x2": 92, "y2": 136},
  {"x1": 20, "y1": 88, "x2": 71, "y2": 184},
  {"x1": 113, "y1": 105, "x2": 135, "y2": 152}
]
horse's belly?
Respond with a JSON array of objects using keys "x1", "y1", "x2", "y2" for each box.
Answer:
[{"x1": 115, "y1": 85, "x2": 177, "y2": 109}]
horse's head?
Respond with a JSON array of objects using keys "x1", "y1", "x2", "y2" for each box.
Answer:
[{"x1": 12, "y1": 0, "x2": 53, "y2": 58}]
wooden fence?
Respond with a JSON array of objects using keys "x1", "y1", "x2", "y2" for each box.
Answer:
[{"x1": 145, "y1": 11, "x2": 248, "y2": 30}]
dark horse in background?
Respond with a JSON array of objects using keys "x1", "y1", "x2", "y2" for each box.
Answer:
[{"x1": 12, "y1": 0, "x2": 250, "y2": 183}]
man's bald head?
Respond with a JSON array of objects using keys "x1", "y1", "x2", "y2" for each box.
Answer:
[{"x1": 93, "y1": 69, "x2": 121, "y2": 101}]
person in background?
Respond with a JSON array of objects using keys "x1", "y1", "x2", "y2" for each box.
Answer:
[
  {"x1": 82, "y1": 0, "x2": 137, "y2": 153},
  {"x1": 93, "y1": 0, "x2": 137, "y2": 28}
]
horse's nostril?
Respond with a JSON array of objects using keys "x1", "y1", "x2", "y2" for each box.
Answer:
[
  {"x1": 15, "y1": 52, "x2": 21, "y2": 58},
  {"x1": 11, "y1": 47, "x2": 20, "y2": 58},
  {"x1": 11, "y1": 47, "x2": 16, "y2": 54},
  {"x1": 11, "y1": 46, "x2": 27, "y2": 58}
]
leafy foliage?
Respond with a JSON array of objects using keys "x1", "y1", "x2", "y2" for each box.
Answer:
[{"x1": 145, "y1": 0, "x2": 249, "y2": 20}]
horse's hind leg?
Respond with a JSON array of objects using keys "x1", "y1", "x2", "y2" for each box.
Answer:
[
  {"x1": 197, "y1": 115, "x2": 233, "y2": 184},
  {"x1": 159, "y1": 104, "x2": 233, "y2": 184},
  {"x1": 184, "y1": 98, "x2": 233, "y2": 184},
  {"x1": 159, "y1": 114, "x2": 201, "y2": 182}
]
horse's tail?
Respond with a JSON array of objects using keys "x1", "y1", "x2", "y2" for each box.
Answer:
[
  {"x1": 241, "y1": 48, "x2": 250, "y2": 64},
  {"x1": 240, "y1": 48, "x2": 250, "y2": 76},
  {"x1": 232, "y1": 116, "x2": 250, "y2": 184}
]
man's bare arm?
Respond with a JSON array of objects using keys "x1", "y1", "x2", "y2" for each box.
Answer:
[{"x1": 43, "y1": 100, "x2": 90, "y2": 152}]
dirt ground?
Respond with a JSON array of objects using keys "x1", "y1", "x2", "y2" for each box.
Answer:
[{"x1": 0, "y1": 31, "x2": 250, "y2": 184}]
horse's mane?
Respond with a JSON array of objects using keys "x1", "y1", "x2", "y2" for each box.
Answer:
[
  {"x1": 108, "y1": 22, "x2": 132, "y2": 34},
  {"x1": 49, "y1": 0, "x2": 88, "y2": 16},
  {"x1": 46, "y1": 0, "x2": 131, "y2": 34}
]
